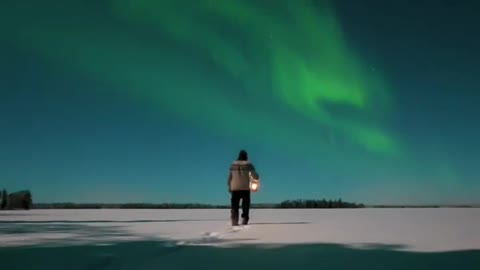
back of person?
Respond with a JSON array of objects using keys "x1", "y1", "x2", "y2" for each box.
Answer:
[{"x1": 229, "y1": 160, "x2": 258, "y2": 191}]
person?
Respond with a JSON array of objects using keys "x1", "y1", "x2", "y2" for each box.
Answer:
[{"x1": 227, "y1": 149, "x2": 259, "y2": 226}]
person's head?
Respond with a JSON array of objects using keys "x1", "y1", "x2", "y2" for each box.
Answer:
[{"x1": 237, "y1": 150, "x2": 248, "y2": 161}]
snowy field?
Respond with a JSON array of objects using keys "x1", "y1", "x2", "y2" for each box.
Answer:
[{"x1": 1, "y1": 208, "x2": 480, "y2": 269}]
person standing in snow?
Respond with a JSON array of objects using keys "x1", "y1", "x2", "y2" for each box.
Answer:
[{"x1": 227, "y1": 149, "x2": 259, "y2": 226}]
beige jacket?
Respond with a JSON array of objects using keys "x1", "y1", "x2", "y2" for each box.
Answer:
[{"x1": 227, "y1": 160, "x2": 259, "y2": 191}]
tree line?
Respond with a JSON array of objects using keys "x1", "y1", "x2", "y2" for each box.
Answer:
[
  {"x1": 278, "y1": 199, "x2": 365, "y2": 208},
  {"x1": 4, "y1": 189, "x2": 478, "y2": 209},
  {"x1": 1, "y1": 188, "x2": 364, "y2": 209},
  {"x1": 32, "y1": 199, "x2": 364, "y2": 209},
  {"x1": 33, "y1": 203, "x2": 231, "y2": 209}
]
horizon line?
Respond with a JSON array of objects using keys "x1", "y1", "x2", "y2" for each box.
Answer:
[{"x1": 30, "y1": 202, "x2": 480, "y2": 207}]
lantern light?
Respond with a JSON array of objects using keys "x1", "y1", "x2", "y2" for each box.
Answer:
[{"x1": 249, "y1": 172, "x2": 260, "y2": 193}]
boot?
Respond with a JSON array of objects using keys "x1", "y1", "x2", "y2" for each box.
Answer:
[{"x1": 241, "y1": 217, "x2": 249, "y2": 225}]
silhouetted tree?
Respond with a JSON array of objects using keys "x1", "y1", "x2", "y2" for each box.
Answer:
[{"x1": 1, "y1": 189, "x2": 7, "y2": 209}]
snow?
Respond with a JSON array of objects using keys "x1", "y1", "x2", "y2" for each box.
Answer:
[{"x1": 1, "y1": 208, "x2": 479, "y2": 252}]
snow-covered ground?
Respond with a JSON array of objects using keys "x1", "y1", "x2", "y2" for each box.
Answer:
[
  {"x1": 2, "y1": 208, "x2": 480, "y2": 270},
  {"x1": 1, "y1": 208, "x2": 479, "y2": 252}
]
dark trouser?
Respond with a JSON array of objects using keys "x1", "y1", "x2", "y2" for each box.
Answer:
[{"x1": 230, "y1": 190, "x2": 251, "y2": 225}]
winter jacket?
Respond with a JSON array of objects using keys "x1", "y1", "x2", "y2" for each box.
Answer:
[{"x1": 227, "y1": 160, "x2": 259, "y2": 191}]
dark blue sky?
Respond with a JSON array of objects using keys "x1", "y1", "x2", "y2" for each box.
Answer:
[{"x1": 0, "y1": 0, "x2": 479, "y2": 204}]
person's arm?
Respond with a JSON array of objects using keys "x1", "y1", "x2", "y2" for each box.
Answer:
[
  {"x1": 249, "y1": 163, "x2": 259, "y2": 180},
  {"x1": 227, "y1": 169, "x2": 233, "y2": 193}
]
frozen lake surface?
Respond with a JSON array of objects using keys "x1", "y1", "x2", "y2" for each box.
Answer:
[{"x1": 1, "y1": 208, "x2": 480, "y2": 269}]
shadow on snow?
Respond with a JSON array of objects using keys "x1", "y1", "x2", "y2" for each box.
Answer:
[
  {"x1": 0, "y1": 219, "x2": 226, "y2": 224},
  {"x1": 1, "y1": 220, "x2": 479, "y2": 269},
  {"x1": 1, "y1": 239, "x2": 479, "y2": 270}
]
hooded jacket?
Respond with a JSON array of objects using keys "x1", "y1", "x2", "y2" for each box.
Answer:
[{"x1": 227, "y1": 160, "x2": 259, "y2": 191}]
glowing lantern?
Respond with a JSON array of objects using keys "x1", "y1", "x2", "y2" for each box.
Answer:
[
  {"x1": 250, "y1": 181, "x2": 259, "y2": 192},
  {"x1": 249, "y1": 172, "x2": 260, "y2": 193}
]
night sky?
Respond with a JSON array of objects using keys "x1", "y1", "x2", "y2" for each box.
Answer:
[{"x1": 1, "y1": 0, "x2": 479, "y2": 205}]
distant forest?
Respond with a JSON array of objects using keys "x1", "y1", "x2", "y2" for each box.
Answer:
[
  {"x1": 3, "y1": 189, "x2": 477, "y2": 210},
  {"x1": 33, "y1": 199, "x2": 365, "y2": 209},
  {"x1": 30, "y1": 202, "x2": 478, "y2": 209},
  {"x1": 0, "y1": 188, "x2": 365, "y2": 209}
]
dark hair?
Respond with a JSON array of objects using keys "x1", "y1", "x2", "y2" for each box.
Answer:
[{"x1": 237, "y1": 150, "x2": 248, "y2": 161}]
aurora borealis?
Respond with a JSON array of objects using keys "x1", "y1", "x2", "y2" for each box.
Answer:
[{"x1": 1, "y1": 0, "x2": 479, "y2": 204}]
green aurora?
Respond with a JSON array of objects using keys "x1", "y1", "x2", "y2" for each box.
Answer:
[{"x1": 2, "y1": 0, "x2": 401, "y2": 162}]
